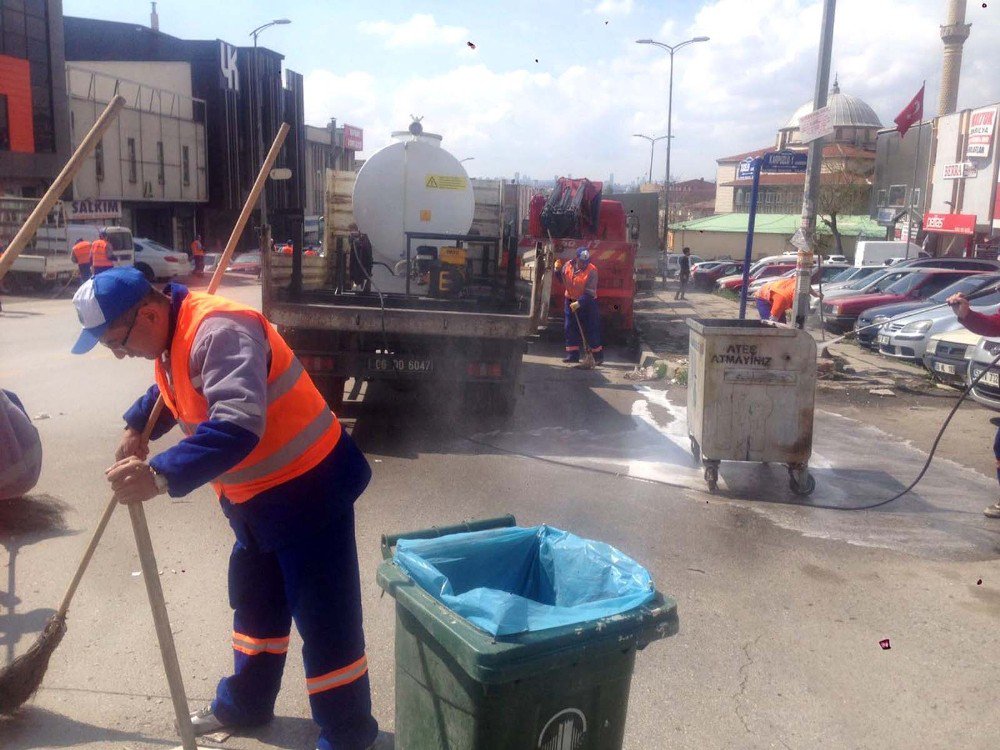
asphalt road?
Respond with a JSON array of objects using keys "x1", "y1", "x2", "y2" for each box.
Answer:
[{"x1": 1, "y1": 278, "x2": 998, "y2": 749}]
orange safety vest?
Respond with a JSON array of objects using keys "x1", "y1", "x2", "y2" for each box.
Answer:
[
  {"x1": 91, "y1": 239, "x2": 113, "y2": 268},
  {"x1": 153, "y1": 293, "x2": 342, "y2": 503},
  {"x1": 72, "y1": 240, "x2": 92, "y2": 264},
  {"x1": 190, "y1": 239, "x2": 204, "y2": 256},
  {"x1": 563, "y1": 261, "x2": 598, "y2": 300},
  {"x1": 281, "y1": 244, "x2": 293, "y2": 255},
  {"x1": 757, "y1": 277, "x2": 796, "y2": 319}
]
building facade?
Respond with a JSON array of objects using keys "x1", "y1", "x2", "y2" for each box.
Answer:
[
  {"x1": 65, "y1": 63, "x2": 207, "y2": 246},
  {"x1": 0, "y1": 0, "x2": 71, "y2": 197}
]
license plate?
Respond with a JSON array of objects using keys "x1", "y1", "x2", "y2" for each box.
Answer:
[
  {"x1": 976, "y1": 369, "x2": 1000, "y2": 388},
  {"x1": 933, "y1": 362, "x2": 956, "y2": 375},
  {"x1": 877, "y1": 334, "x2": 890, "y2": 346},
  {"x1": 366, "y1": 356, "x2": 434, "y2": 375}
]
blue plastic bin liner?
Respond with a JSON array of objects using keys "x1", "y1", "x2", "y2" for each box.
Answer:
[{"x1": 394, "y1": 525, "x2": 655, "y2": 636}]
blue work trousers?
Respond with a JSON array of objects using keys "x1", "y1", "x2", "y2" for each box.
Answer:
[{"x1": 564, "y1": 296, "x2": 602, "y2": 353}]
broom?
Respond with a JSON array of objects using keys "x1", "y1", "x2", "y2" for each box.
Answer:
[
  {"x1": 0, "y1": 96, "x2": 127, "y2": 714},
  {"x1": 0, "y1": 121, "x2": 289, "y2": 724}
]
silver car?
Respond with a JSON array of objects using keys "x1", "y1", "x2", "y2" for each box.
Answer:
[{"x1": 969, "y1": 335, "x2": 1000, "y2": 411}]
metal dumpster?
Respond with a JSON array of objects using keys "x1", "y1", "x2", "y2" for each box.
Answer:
[
  {"x1": 687, "y1": 319, "x2": 817, "y2": 494},
  {"x1": 376, "y1": 516, "x2": 679, "y2": 750}
]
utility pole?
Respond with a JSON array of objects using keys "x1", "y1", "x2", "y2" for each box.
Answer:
[{"x1": 791, "y1": 0, "x2": 836, "y2": 328}]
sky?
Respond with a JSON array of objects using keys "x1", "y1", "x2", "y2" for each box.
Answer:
[{"x1": 62, "y1": 1, "x2": 1000, "y2": 185}]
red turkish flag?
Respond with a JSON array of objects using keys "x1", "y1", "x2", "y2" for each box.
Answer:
[{"x1": 894, "y1": 85, "x2": 924, "y2": 138}]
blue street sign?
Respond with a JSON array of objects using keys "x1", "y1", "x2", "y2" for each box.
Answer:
[
  {"x1": 762, "y1": 150, "x2": 808, "y2": 173},
  {"x1": 737, "y1": 157, "x2": 757, "y2": 180}
]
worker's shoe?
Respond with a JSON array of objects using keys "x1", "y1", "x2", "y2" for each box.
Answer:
[
  {"x1": 593, "y1": 351, "x2": 604, "y2": 365},
  {"x1": 562, "y1": 353, "x2": 580, "y2": 364},
  {"x1": 187, "y1": 705, "x2": 227, "y2": 735},
  {"x1": 984, "y1": 501, "x2": 1000, "y2": 519}
]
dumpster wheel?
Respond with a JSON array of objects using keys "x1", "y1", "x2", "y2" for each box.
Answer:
[{"x1": 788, "y1": 466, "x2": 816, "y2": 496}]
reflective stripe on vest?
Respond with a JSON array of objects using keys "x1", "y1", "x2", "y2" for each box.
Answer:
[
  {"x1": 153, "y1": 293, "x2": 342, "y2": 503},
  {"x1": 91, "y1": 240, "x2": 113, "y2": 268},
  {"x1": 563, "y1": 262, "x2": 597, "y2": 300},
  {"x1": 72, "y1": 241, "x2": 92, "y2": 264}
]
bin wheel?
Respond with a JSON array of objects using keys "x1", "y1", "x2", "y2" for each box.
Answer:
[
  {"x1": 704, "y1": 464, "x2": 719, "y2": 493},
  {"x1": 689, "y1": 436, "x2": 700, "y2": 463},
  {"x1": 788, "y1": 470, "x2": 816, "y2": 496}
]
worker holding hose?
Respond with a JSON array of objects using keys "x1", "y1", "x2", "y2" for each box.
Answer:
[
  {"x1": 69, "y1": 268, "x2": 381, "y2": 750},
  {"x1": 948, "y1": 291, "x2": 1000, "y2": 519}
]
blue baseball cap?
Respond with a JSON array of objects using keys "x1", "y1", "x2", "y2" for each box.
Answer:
[
  {"x1": 576, "y1": 247, "x2": 590, "y2": 262},
  {"x1": 71, "y1": 267, "x2": 151, "y2": 354}
]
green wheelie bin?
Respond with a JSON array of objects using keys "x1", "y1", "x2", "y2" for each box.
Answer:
[{"x1": 376, "y1": 516, "x2": 679, "y2": 750}]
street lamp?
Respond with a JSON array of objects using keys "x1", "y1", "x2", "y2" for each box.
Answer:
[
  {"x1": 636, "y1": 36, "x2": 709, "y2": 249},
  {"x1": 632, "y1": 133, "x2": 669, "y2": 183},
  {"x1": 249, "y1": 18, "x2": 291, "y2": 244}
]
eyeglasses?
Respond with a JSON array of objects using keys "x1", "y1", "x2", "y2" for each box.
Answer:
[{"x1": 103, "y1": 306, "x2": 142, "y2": 352}]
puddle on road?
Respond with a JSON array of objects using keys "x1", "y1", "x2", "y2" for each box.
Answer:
[{"x1": 472, "y1": 385, "x2": 1000, "y2": 561}]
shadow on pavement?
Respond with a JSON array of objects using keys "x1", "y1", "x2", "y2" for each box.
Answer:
[
  {"x1": 0, "y1": 706, "x2": 176, "y2": 748},
  {"x1": 0, "y1": 494, "x2": 74, "y2": 665}
]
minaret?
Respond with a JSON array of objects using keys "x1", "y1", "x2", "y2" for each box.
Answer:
[
  {"x1": 150, "y1": 2, "x2": 159, "y2": 31},
  {"x1": 938, "y1": 0, "x2": 971, "y2": 116}
]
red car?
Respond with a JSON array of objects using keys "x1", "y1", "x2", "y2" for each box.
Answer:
[
  {"x1": 692, "y1": 260, "x2": 745, "y2": 290},
  {"x1": 718, "y1": 263, "x2": 796, "y2": 293},
  {"x1": 821, "y1": 269, "x2": 982, "y2": 332}
]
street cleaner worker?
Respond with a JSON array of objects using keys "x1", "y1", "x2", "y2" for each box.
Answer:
[
  {"x1": 70, "y1": 268, "x2": 380, "y2": 750},
  {"x1": 947, "y1": 290, "x2": 1000, "y2": 519},
  {"x1": 557, "y1": 246, "x2": 603, "y2": 365},
  {"x1": 71, "y1": 237, "x2": 93, "y2": 281},
  {"x1": 755, "y1": 276, "x2": 820, "y2": 323}
]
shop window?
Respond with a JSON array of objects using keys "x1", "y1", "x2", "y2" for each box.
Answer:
[
  {"x1": 910, "y1": 188, "x2": 921, "y2": 208},
  {"x1": 0, "y1": 94, "x2": 9, "y2": 151},
  {"x1": 127, "y1": 138, "x2": 137, "y2": 183},
  {"x1": 182, "y1": 145, "x2": 190, "y2": 185},
  {"x1": 95, "y1": 138, "x2": 104, "y2": 182},
  {"x1": 876, "y1": 189, "x2": 887, "y2": 208},
  {"x1": 157, "y1": 141, "x2": 165, "y2": 184},
  {"x1": 887, "y1": 184, "x2": 906, "y2": 208}
]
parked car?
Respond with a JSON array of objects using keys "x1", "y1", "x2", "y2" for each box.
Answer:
[
  {"x1": 746, "y1": 263, "x2": 850, "y2": 297},
  {"x1": 693, "y1": 260, "x2": 743, "y2": 290},
  {"x1": 894, "y1": 256, "x2": 1000, "y2": 272},
  {"x1": 855, "y1": 273, "x2": 1000, "y2": 349},
  {"x1": 659, "y1": 252, "x2": 704, "y2": 279},
  {"x1": 968, "y1": 336, "x2": 1000, "y2": 411},
  {"x1": 820, "y1": 269, "x2": 982, "y2": 333},
  {"x1": 228, "y1": 251, "x2": 262, "y2": 276},
  {"x1": 812, "y1": 268, "x2": 920, "y2": 312},
  {"x1": 924, "y1": 329, "x2": 982, "y2": 387},
  {"x1": 825, "y1": 254, "x2": 848, "y2": 264},
  {"x1": 132, "y1": 238, "x2": 192, "y2": 281},
  {"x1": 718, "y1": 263, "x2": 796, "y2": 294},
  {"x1": 877, "y1": 282, "x2": 1000, "y2": 362}
]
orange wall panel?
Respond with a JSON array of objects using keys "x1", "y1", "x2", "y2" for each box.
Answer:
[{"x1": 0, "y1": 54, "x2": 36, "y2": 153}]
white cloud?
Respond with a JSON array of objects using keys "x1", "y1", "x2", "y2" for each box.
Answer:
[
  {"x1": 358, "y1": 13, "x2": 469, "y2": 49},
  {"x1": 588, "y1": 0, "x2": 634, "y2": 15},
  {"x1": 308, "y1": 0, "x2": 1000, "y2": 186}
]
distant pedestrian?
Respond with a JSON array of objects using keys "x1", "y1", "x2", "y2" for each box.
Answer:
[
  {"x1": 947, "y1": 291, "x2": 1000, "y2": 518},
  {"x1": 190, "y1": 234, "x2": 205, "y2": 276},
  {"x1": 0, "y1": 389, "x2": 42, "y2": 501},
  {"x1": 558, "y1": 246, "x2": 603, "y2": 365},
  {"x1": 90, "y1": 230, "x2": 116, "y2": 275},
  {"x1": 348, "y1": 224, "x2": 373, "y2": 292},
  {"x1": 71, "y1": 237, "x2": 93, "y2": 281},
  {"x1": 675, "y1": 247, "x2": 692, "y2": 301}
]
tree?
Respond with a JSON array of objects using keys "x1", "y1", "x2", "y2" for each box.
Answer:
[{"x1": 817, "y1": 158, "x2": 874, "y2": 256}]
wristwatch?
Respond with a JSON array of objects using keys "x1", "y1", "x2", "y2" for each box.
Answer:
[{"x1": 150, "y1": 467, "x2": 169, "y2": 495}]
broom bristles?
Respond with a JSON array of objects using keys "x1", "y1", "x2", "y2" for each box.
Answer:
[{"x1": 0, "y1": 613, "x2": 66, "y2": 715}]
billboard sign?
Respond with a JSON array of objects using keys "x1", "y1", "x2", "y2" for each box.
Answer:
[
  {"x1": 966, "y1": 106, "x2": 996, "y2": 159},
  {"x1": 343, "y1": 124, "x2": 364, "y2": 152},
  {"x1": 737, "y1": 157, "x2": 757, "y2": 179},
  {"x1": 943, "y1": 162, "x2": 977, "y2": 180},
  {"x1": 923, "y1": 212, "x2": 976, "y2": 235},
  {"x1": 68, "y1": 199, "x2": 122, "y2": 221}
]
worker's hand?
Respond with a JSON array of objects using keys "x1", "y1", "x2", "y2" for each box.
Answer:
[
  {"x1": 947, "y1": 293, "x2": 970, "y2": 320},
  {"x1": 116, "y1": 426, "x2": 149, "y2": 461},
  {"x1": 554, "y1": 259, "x2": 563, "y2": 271},
  {"x1": 569, "y1": 301, "x2": 581, "y2": 313},
  {"x1": 105, "y1": 456, "x2": 160, "y2": 504}
]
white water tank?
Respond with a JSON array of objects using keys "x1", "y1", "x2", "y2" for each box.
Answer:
[{"x1": 353, "y1": 122, "x2": 475, "y2": 266}]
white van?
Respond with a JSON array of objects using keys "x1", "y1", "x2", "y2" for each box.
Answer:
[{"x1": 854, "y1": 241, "x2": 921, "y2": 267}]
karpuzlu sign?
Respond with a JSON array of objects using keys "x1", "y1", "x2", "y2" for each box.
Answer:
[{"x1": 966, "y1": 107, "x2": 996, "y2": 159}]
